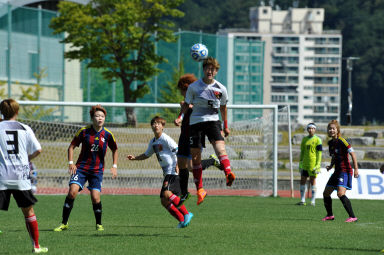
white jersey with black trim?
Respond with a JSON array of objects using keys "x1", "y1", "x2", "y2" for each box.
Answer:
[
  {"x1": 144, "y1": 133, "x2": 178, "y2": 176},
  {"x1": 185, "y1": 78, "x2": 228, "y2": 125},
  {"x1": 0, "y1": 120, "x2": 41, "y2": 190}
]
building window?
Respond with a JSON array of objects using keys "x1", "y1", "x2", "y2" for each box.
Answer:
[{"x1": 263, "y1": 9, "x2": 268, "y2": 14}]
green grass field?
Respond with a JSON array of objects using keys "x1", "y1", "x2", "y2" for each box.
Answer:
[{"x1": 1, "y1": 195, "x2": 384, "y2": 254}]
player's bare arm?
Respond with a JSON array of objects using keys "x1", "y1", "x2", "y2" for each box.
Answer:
[
  {"x1": 68, "y1": 144, "x2": 77, "y2": 175},
  {"x1": 174, "y1": 102, "x2": 190, "y2": 126},
  {"x1": 350, "y1": 151, "x2": 359, "y2": 178},
  {"x1": 127, "y1": 153, "x2": 149, "y2": 161},
  {"x1": 28, "y1": 149, "x2": 42, "y2": 161},
  {"x1": 220, "y1": 104, "x2": 230, "y2": 137},
  {"x1": 326, "y1": 156, "x2": 335, "y2": 171},
  {"x1": 110, "y1": 149, "x2": 118, "y2": 178}
]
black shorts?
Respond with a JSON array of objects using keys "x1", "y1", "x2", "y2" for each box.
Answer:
[
  {"x1": 0, "y1": 190, "x2": 37, "y2": 211},
  {"x1": 177, "y1": 132, "x2": 191, "y2": 159},
  {"x1": 189, "y1": 121, "x2": 224, "y2": 148},
  {"x1": 160, "y1": 175, "x2": 181, "y2": 198}
]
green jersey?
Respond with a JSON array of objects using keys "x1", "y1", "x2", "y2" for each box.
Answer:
[{"x1": 299, "y1": 135, "x2": 322, "y2": 171}]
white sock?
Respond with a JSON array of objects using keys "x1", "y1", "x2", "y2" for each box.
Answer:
[
  {"x1": 300, "y1": 185, "x2": 306, "y2": 202},
  {"x1": 311, "y1": 185, "x2": 317, "y2": 204}
]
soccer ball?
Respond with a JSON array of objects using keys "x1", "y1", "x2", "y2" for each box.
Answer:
[{"x1": 190, "y1": 43, "x2": 208, "y2": 62}]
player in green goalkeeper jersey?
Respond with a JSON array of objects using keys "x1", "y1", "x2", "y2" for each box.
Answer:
[{"x1": 297, "y1": 123, "x2": 322, "y2": 206}]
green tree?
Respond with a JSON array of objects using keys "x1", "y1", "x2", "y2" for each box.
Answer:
[
  {"x1": 50, "y1": 0, "x2": 184, "y2": 126},
  {"x1": 157, "y1": 62, "x2": 185, "y2": 123},
  {"x1": 19, "y1": 70, "x2": 55, "y2": 120}
]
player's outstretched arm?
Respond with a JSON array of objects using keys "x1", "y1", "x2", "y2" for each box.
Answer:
[{"x1": 127, "y1": 153, "x2": 149, "y2": 161}]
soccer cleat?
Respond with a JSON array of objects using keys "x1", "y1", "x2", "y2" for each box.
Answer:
[
  {"x1": 33, "y1": 246, "x2": 48, "y2": 253},
  {"x1": 296, "y1": 201, "x2": 307, "y2": 206},
  {"x1": 209, "y1": 154, "x2": 222, "y2": 170},
  {"x1": 53, "y1": 223, "x2": 68, "y2": 232},
  {"x1": 177, "y1": 222, "x2": 184, "y2": 229},
  {"x1": 197, "y1": 188, "x2": 207, "y2": 205},
  {"x1": 310, "y1": 202, "x2": 315, "y2": 206},
  {"x1": 96, "y1": 224, "x2": 104, "y2": 231},
  {"x1": 322, "y1": 216, "x2": 335, "y2": 221},
  {"x1": 183, "y1": 212, "x2": 194, "y2": 228},
  {"x1": 179, "y1": 192, "x2": 191, "y2": 206},
  {"x1": 226, "y1": 172, "x2": 236, "y2": 187},
  {"x1": 345, "y1": 217, "x2": 358, "y2": 223}
]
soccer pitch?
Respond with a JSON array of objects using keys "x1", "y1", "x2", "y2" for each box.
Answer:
[{"x1": 1, "y1": 195, "x2": 383, "y2": 255}]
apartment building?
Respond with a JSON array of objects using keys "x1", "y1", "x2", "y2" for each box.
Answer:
[{"x1": 220, "y1": 6, "x2": 342, "y2": 124}]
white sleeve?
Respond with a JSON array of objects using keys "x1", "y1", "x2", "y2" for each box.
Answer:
[
  {"x1": 220, "y1": 85, "x2": 228, "y2": 105},
  {"x1": 167, "y1": 136, "x2": 178, "y2": 155},
  {"x1": 144, "y1": 140, "x2": 154, "y2": 157},
  {"x1": 185, "y1": 85, "x2": 193, "y2": 104},
  {"x1": 26, "y1": 126, "x2": 41, "y2": 155}
]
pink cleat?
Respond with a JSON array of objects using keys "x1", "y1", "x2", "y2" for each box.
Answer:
[
  {"x1": 345, "y1": 217, "x2": 358, "y2": 223},
  {"x1": 322, "y1": 216, "x2": 335, "y2": 221}
]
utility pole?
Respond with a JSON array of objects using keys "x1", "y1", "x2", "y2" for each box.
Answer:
[{"x1": 343, "y1": 57, "x2": 359, "y2": 125}]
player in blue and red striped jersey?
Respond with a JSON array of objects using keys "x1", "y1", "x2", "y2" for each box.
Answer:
[
  {"x1": 322, "y1": 119, "x2": 359, "y2": 223},
  {"x1": 54, "y1": 105, "x2": 118, "y2": 232}
]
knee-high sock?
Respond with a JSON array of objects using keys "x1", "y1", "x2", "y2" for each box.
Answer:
[
  {"x1": 323, "y1": 196, "x2": 333, "y2": 216},
  {"x1": 169, "y1": 194, "x2": 189, "y2": 215},
  {"x1": 179, "y1": 168, "x2": 189, "y2": 196},
  {"x1": 311, "y1": 186, "x2": 317, "y2": 203},
  {"x1": 192, "y1": 164, "x2": 203, "y2": 190},
  {"x1": 167, "y1": 204, "x2": 184, "y2": 222},
  {"x1": 300, "y1": 185, "x2": 306, "y2": 202},
  {"x1": 62, "y1": 196, "x2": 74, "y2": 224},
  {"x1": 93, "y1": 202, "x2": 102, "y2": 225},
  {"x1": 25, "y1": 214, "x2": 40, "y2": 248},
  {"x1": 339, "y1": 195, "x2": 356, "y2": 218},
  {"x1": 219, "y1": 155, "x2": 231, "y2": 175}
]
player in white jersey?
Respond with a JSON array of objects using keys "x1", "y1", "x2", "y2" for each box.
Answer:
[
  {"x1": 0, "y1": 99, "x2": 48, "y2": 253},
  {"x1": 175, "y1": 57, "x2": 235, "y2": 205},
  {"x1": 127, "y1": 116, "x2": 193, "y2": 228}
]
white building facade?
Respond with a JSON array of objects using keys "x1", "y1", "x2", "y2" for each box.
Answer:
[{"x1": 220, "y1": 6, "x2": 342, "y2": 124}]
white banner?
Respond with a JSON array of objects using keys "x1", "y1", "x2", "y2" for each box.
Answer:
[{"x1": 315, "y1": 168, "x2": 384, "y2": 200}]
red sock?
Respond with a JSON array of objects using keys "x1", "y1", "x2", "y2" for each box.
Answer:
[
  {"x1": 219, "y1": 155, "x2": 231, "y2": 175},
  {"x1": 192, "y1": 164, "x2": 203, "y2": 190},
  {"x1": 178, "y1": 205, "x2": 189, "y2": 215},
  {"x1": 25, "y1": 214, "x2": 39, "y2": 248},
  {"x1": 167, "y1": 204, "x2": 184, "y2": 222},
  {"x1": 169, "y1": 194, "x2": 189, "y2": 215}
]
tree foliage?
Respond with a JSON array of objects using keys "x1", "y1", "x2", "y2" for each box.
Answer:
[{"x1": 50, "y1": 0, "x2": 184, "y2": 125}]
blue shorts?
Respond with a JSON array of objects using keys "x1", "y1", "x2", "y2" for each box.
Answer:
[
  {"x1": 326, "y1": 171, "x2": 352, "y2": 190},
  {"x1": 69, "y1": 169, "x2": 103, "y2": 192}
]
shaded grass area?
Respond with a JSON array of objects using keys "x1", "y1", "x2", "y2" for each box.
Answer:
[{"x1": 1, "y1": 195, "x2": 383, "y2": 254}]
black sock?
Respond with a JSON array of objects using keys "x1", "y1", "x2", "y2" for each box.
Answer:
[
  {"x1": 323, "y1": 196, "x2": 333, "y2": 216},
  {"x1": 62, "y1": 196, "x2": 74, "y2": 224},
  {"x1": 339, "y1": 195, "x2": 355, "y2": 218},
  {"x1": 93, "y1": 202, "x2": 102, "y2": 225},
  {"x1": 179, "y1": 168, "x2": 189, "y2": 196},
  {"x1": 201, "y1": 158, "x2": 215, "y2": 170}
]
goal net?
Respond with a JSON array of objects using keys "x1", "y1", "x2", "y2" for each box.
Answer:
[{"x1": 17, "y1": 101, "x2": 286, "y2": 197}]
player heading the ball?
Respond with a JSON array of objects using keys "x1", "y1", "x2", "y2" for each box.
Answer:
[{"x1": 175, "y1": 56, "x2": 235, "y2": 206}]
